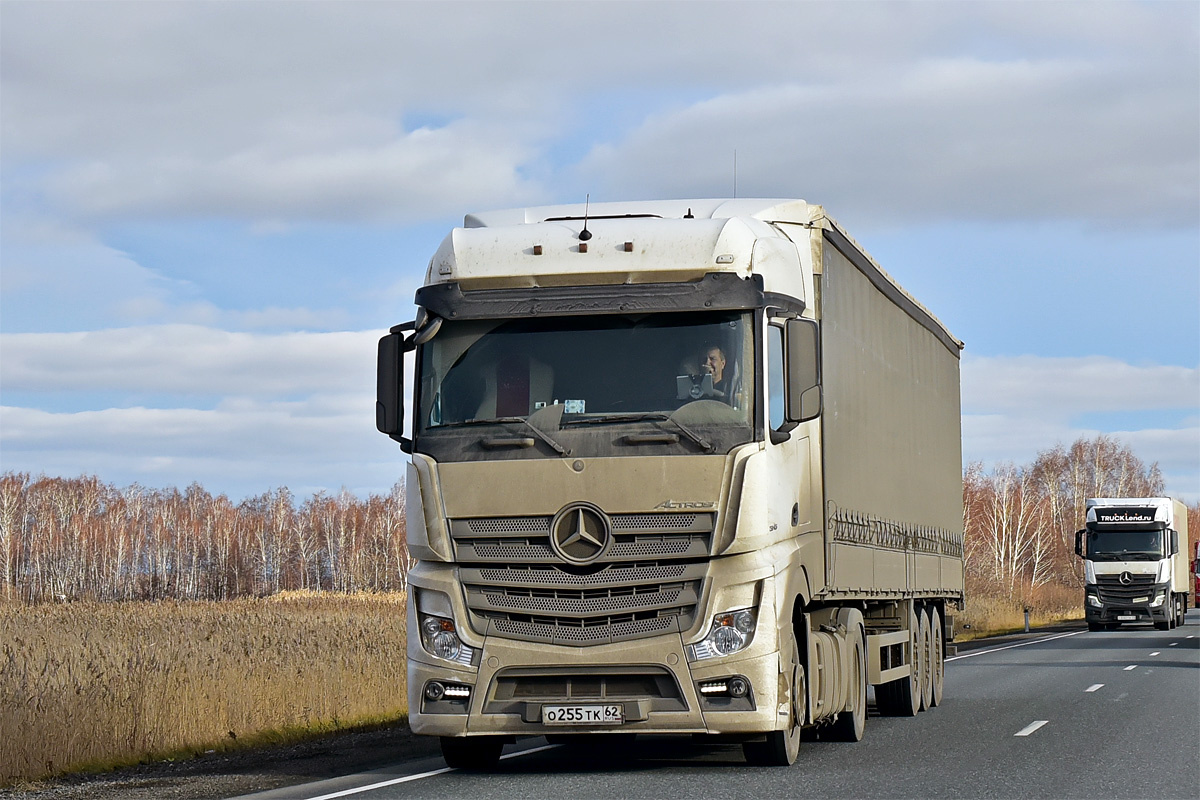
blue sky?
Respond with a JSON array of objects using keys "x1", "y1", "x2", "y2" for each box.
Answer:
[{"x1": 1, "y1": 0, "x2": 1197, "y2": 502}]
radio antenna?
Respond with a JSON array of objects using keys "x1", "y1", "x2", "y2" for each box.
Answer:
[
  {"x1": 579, "y1": 194, "x2": 592, "y2": 240},
  {"x1": 733, "y1": 150, "x2": 737, "y2": 198}
]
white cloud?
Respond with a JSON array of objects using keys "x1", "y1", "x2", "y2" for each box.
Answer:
[
  {"x1": 3, "y1": 2, "x2": 1194, "y2": 227},
  {"x1": 0, "y1": 401, "x2": 404, "y2": 500},
  {"x1": 0, "y1": 326, "x2": 409, "y2": 498},
  {"x1": 1, "y1": 326, "x2": 376, "y2": 396},
  {"x1": 962, "y1": 355, "x2": 1200, "y2": 502},
  {"x1": 44, "y1": 123, "x2": 545, "y2": 223},
  {"x1": 575, "y1": 54, "x2": 1196, "y2": 228},
  {"x1": 962, "y1": 355, "x2": 1199, "y2": 416}
]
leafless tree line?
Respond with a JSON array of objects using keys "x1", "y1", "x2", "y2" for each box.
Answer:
[
  {"x1": 1, "y1": 434, "x2": 1194, "y2": 605},
  {"x1": 964, "y1": 434, "x2": 1197, "y2": 603},
  {"x1": 0, "y1": 474, "x2": 409, "y2": 603}
]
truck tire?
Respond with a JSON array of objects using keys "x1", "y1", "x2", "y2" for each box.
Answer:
[
  {"x1": 827, "y1": 626, "x2": 867, "y2": 741},
  {"x1": 440, "y1": 736, "x2": 504, "y2": 770},
  {"x1": 918, "y1": 608, "x2": 934, "y2": 712},
  {"x1": 743, "y1": 631, "x2": 803, "y2": 766},
  {"x1": 875, "y1": 605, "x2": 922, "y2": 717},
  {"x1": 929, "y1": 606, "x2": 945, "y2": 708},
  {"x1": 1155, "y1": 599, "x2": 1173, "y2": 631}
]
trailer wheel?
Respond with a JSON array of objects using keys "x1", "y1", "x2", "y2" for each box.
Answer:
[
  {"x1": 875, "y1": 605, "x2": 922, "y2": 717},
  {"x1": 743, "y1": 631, "x2": 803, "y2": 766},
  {"x1": 440, "y1": 736, "x2": 503, "y2": 770},
  {"x1": 929, "y1": 606, "x2": 945, "y2": 708},
  {"x1": 918, "y1": 608, "x2": 934, "y2": 711},
  {"x1": 827, "y1": 626, "x2": 866, "y2": 741}
]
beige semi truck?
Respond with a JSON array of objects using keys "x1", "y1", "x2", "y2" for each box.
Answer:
[{"x1": 376, "y1": 198, "x2": 965, "y2": 768}]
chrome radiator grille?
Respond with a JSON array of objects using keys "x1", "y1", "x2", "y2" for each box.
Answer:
[{"x1": 451, "y1": 513, "x2": 714, "y2": 646}]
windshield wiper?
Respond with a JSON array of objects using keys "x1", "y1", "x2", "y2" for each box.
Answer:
[
  {"x1": 439, "y1": 417, "x2": 569, "y2": 456},
  {"x1": 570, "y1": 413, "x2": 714, "y2": 453}
]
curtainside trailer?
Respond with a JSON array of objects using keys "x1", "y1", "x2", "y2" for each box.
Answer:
[{"x1": 377, "y1": 198, "x2": 965, "y2": 767}]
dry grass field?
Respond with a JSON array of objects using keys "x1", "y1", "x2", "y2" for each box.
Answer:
[
  {"x1": 956, "y1": 585, "x2": 1084, "y2": 640},
  {"x1": 0, "y1": 592, "x2": 409, "y2": 785}
]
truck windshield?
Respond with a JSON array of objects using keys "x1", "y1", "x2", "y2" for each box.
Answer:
[
  {"x1": 1085, "y1": 529, "x2": 1166, "y2": 562},
  {"x1": 415, "y1": 311, "x2": 755, "y2": 459}
]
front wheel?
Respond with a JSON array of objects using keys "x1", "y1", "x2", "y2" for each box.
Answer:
[
  {"x1": 743, "y1": 631, "x2": 804, "y2": 766},
  {"x1": 441, "y1": 736, "x2": 504, "y2": 770}
]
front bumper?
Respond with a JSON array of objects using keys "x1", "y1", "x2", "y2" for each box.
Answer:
[
  {"x1": 1084, "y1": 584, "x2": 1171, "y2": 624},
  {"x1": 407, "y1": 632, "x2": 784, "y2": 738}
]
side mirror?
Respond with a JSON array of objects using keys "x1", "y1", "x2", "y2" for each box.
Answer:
[
  {"x1": 1170, "y1": 529, "x2": 1179, "y2": 556},
  {"x1": 785, "y1": 318, "x2": 821, "y2": 423},
  {"x1": 376, "y1": 325, "x2": 415, "y2": 451},
  {"x1": 1074, "y1": 529, "x2": 1086, "y2": 558}
]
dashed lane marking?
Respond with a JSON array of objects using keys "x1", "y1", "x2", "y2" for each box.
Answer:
[
  {"x1": 1124, "y1": 665, "x2": 1138, "y2": 671},
  {"x1": 1014, "y1": 720, "x2": 1049, "y2": 737},
  {"x1": 1086, "y1": 684, "x2": 1104, "y2": 692}
]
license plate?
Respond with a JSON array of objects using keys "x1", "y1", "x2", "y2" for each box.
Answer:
[
  {"x1": 1117, "y1": 615, "x2": 1137, "y2": 621},
  {"x1": 542, "y1": 704, "x2": 624, "y2": 725}
]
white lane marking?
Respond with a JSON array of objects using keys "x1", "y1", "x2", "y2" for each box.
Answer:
[
  {"x1": 301, "y1": 744, "x2": 558, "y2": 800},
  {"x1": 1085, "y1": 684, "x2": 1104, "y2": 692},
  {"x1": 1014, "y1": 720, "x2": 1049, "y2": 737},
  {"x1": 1169, "y1": 643, "x2": 1178, "y2": 647},
  {"x1": 1150, "y1": 651, "x2": 1161, "y2": 656},
  {"x1": 946, "y1": 630, "x2": 1086, "y2": 662},
  {"x1": 1124, "y1": 665, "x2": 1138, "y2": 671}
]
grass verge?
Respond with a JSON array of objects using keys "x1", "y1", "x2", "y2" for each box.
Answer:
[{"x1": 0, "y1": 593, "x2": 408, "y2": 785}]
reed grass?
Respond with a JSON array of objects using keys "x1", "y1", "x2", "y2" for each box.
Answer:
[
  {"x1": 0, "y1": 592, "x2": 408, "y2": 785},
  {"x1": 957, "y1": 585, "x2": 1084, "y2": 640}
]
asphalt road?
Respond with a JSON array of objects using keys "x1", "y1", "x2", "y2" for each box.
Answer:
[{"x1": 233, "y1": 612, "x2": 1200, "y2": 800}]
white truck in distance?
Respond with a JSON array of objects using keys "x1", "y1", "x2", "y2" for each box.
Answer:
[
  {"x1": 376, "y1": 198, "x2": 965, "y2": 769},
  {"x1": 1076, "y1": 497, "x2": 1191, "y2": 631}
]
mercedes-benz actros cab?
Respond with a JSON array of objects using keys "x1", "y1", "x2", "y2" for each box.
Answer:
[
  {"x1": 376, "y1": 198, "x2": 965, "y2": 768},
  {"x1": 1076, "y1": 497, "x2": 1191, "y2": 631}
]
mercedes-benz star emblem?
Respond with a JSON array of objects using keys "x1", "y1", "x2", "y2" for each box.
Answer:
[
  {"x1": 550, "y1": 503, "x2": 612, "y2": 564},
  {"x1": 1119, "y1": 571, "x2": 1133, "y2": 585}
]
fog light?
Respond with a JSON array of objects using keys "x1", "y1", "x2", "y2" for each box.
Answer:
[
  {"x1": 728, "y1": 676, "x2": 750, "y2": 698},
  {"x1": 425, "y1": 681, "x2": 446, "y2": 701}
]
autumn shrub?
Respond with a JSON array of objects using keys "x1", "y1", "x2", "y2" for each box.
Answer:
[{"x1": 0, "y1": 593, "x2": 409, "y2": 785}]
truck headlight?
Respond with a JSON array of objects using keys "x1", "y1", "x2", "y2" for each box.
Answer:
[
  {"x1": 1087, "y1": 593, "x2": 1102, "y2": 608},
  {"x1": 1150, "y1": 593, "x2": 1166, "y2": 608},
  {"x1": 689, "y1": 609, "x2": 757, "y2": 660},
  {"x1": 418, "y1": 613, "x2": 477, "y2": 666}
]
